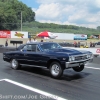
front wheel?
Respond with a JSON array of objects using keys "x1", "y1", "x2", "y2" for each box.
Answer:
[
  {"x1": 50, "y1": 62, "x2": 63, "y2": 78},
  {"x1": 72, "y1": 65, "x2": 84, "y2": 72},
  {"x1": 11, "y1": 59, "x2": 21, "y2": 70}
]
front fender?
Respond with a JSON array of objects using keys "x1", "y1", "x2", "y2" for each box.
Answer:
[{"x1": 47, "y1": 58, "x2": 66, "y2": 69}]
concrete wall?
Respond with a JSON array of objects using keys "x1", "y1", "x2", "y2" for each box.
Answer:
[{"x1": 0, "y1": 38, "x2": 28, "y2": 47}]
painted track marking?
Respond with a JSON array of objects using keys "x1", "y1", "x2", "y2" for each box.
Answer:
[
  {"x1": 85, "y1": 66, "x2": 100, "y2": 70},
  {"x1": 0, "y1": 79, "x2": 67, "y2": 100}
]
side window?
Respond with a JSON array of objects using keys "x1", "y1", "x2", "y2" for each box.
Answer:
[
  {"x1": 32, "y1": 45, "x2": 40, "y2": 52},
  {"x1": 22, "y1": 44, "x2": 40, "y2": 52},
  {"x1": 32, "y1": 45, "x2": 37, "y2": 52},
  {"x1": 27, "y1": 45, "x2": 32, "y2": 51},
  {"x1": 22, "y1": 45, "x2": 32, "y2": 51}
]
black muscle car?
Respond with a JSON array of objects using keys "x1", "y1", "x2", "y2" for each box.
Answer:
[{"x1": 3, "y1": 42, "x2": 93, "y2": 78}]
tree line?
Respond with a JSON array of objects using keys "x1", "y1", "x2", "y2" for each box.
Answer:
[
  {"x1": 22, "y1": 22, "x2": 100, "y2": 36},
  {"x1": 0, "y1": 0, "x2": 35, "y2": 30}
]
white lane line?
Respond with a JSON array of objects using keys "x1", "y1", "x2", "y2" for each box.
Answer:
[
  {"x1": 0, "y1": 79, "x2": 67, "y2": 100},
  {"x1": 85, "y1": 66, "x2": 100, "y2": 70},
  {"x1": 0, "y1": 79, "x2": 6, "y2": 81}
]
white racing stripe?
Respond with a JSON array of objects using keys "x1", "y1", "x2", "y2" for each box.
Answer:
[
  {"x1": 0, "y1": 79, "x2": 67, "y2": 100},
  {"x1": 85, "y1": 66, "x2": 100, "y2": 70}
]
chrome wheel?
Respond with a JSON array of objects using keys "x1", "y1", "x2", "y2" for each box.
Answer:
[
  {"x1": 50, "y1": 62, "x2": 63, "y2": 78},
  {"x1": 51, "y1": 64, "x2": 60, "y2": 76},
  {"x1": 11, "y1": 59, "x2": 19, "y2": 69}
]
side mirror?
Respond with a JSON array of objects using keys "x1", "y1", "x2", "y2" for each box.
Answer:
[
  {"x1": 20, "y1": 49, "x2": 27, "y2": 52},
  {"x1": 20, "y1": 49, "x2": 23, "y2": 51}
]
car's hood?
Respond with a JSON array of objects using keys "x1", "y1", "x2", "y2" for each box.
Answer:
[{"x1": 48, "y1": 48, "x2": 90, "y2": 56}]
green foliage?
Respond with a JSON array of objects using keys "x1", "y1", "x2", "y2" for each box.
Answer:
[
  {"x1": 17, "y1": 21, "x2": 100, "y2": 36},
  {"x1": 97, "y1": 26, "x2": 100, "y2": 31},
  {"x1": 0, "y1": 0, "x2": 35, "y2": 30}
]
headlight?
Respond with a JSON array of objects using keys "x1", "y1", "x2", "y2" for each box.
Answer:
[
  {"x1": 88, "y1": 54, "x2": 91, "y2": 58},
  {"x1": 87, "y1": 53, "x2": 93, "y2": 58},
  {"x1": 72, "y1": 56, "x2": 75, "y2": 61},
  {"x1": 90, "y1": 53, "x2": 94, "y2": 58},
  {"x1": 87, "y1": 54, "x2": 90, "y2": 58},
  {"x1": 69, "y1": 56, "x2": 72, "y2": 62},
  {"x1": 69, "y1": 56, "x2": 75, "y2": 61}
]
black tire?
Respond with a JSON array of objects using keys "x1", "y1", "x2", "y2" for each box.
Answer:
[
  {"x1": 72, "y1": 65, "x2": 84, "y2": 72},
  {"x1": 50, "y1": 62, "x2": 63, "y2": 78},
  {"x1": 11, "y1": 59, "x2": 21, "y2": 70}
]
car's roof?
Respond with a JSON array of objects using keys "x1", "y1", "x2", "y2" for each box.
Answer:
[
  {"x1": 17, "y1": 42, "x2": 57, "y2": 50},
  {"x1": 27, "y1": 42, "x2": 55, "y2": 45}
]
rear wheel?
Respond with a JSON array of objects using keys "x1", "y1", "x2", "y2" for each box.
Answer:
[
  {"x1": 11, "y1": 59, "x2": 21, "y2": 70},
  {"x1": 72, "y1": 65, "x2": 84, "y2": 72},
  {"x1": 50, "y1": 62, "x2": 63, "y2": 78}
]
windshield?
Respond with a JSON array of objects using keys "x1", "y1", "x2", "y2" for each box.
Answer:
[{"x1": 40, "y1": 43, "x2": 62, "y2": 51}]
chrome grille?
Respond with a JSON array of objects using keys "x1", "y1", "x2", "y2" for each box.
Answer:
[{"x1": 75, "y1": 55, "x2": 87, "y2": 61}]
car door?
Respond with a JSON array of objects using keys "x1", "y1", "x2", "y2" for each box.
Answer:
[
  {"x1": 14, "y1": 51, "x2": 26, "y2": 64},
  {"x1": 34, "y1": 52, "x2": 50, "y2": 67},
  {"x1": 24, "y1": 44, "x2": 40, "y2": 65},
  {"x1": 23, "y1": 44, "x2": 36, "y2": 65},
  {"x1": 32, "y1": 45, "x2": 50, "y2": 67},
  {"x1": 26, "y1": 44, "x2": 49, "y2": 67}
]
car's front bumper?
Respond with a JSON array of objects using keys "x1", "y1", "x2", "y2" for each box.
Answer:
[{"x1": 65, "y1": 58, "x2": 93, "y2": 68}]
